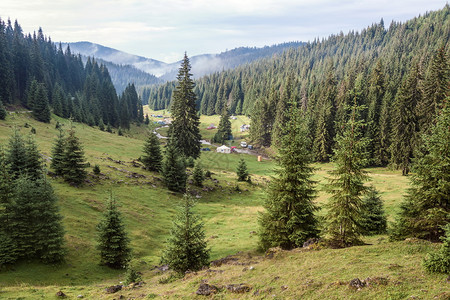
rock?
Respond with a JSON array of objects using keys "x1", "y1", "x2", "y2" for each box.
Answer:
[
  {"x1": 105, "y1": 285, "x2": 122, "y2": 294},
  {"x1": 56, "y1": 291, "x2": 66, "y2": 297},
  {"x1": 249, "y1": 266, "x2": 255, "y2": 270},
  {"x1": 157, "y1": 264, "x2": 169, "y2": 272},
  {"x1": 303, "y1": 238, "x2": 319, "y2": 248},
  {"x1": 77, "y1": 295, "x2": 84, "y2": 299},
  {"x1": 265, "y1": 247, "x2": 283, "y2": 259},
  {"x1": 196, "y1": 283, "x2": 219, "y2": 296},
  {"x1": 349, "y1": 278, "x2": 365, "y2": 289},
  {"x1": 226, "y1": 284, "x2": 251, "y2": 293},
  {"x1": 281, "y1": 285, "x2": 288, "y2": 290}
]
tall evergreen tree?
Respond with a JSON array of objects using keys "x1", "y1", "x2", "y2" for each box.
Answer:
[
  {"x1": 360, "y1": 186, "x2": 387, "y2": 235},
  {"x1": 6, "y1": 128, "x2": 27, "y2": 179},
  {"x1": 0, "y1": 98, "x2": 7, "y2": 120},
  {"x1": 212, "y1": 105, "x2": 232, "y2": 144},
  {"x1": 141, "y1": 132, "x2": 163, "y2": 172},
  {"x1": 24, "y1": 134, "x2": 44, "y2": 180},
  {"x1": 390, "y1": 101, "x2": 450, "y2": 242},
  {"x1": 192, "y1": 161, "x2": 205, "y2": 187},
  {"x1": 236, "y1": 158, "x2": 249, "y2": 182},
  {"x1": 51, "y1": 129, "x2": 66, "y2": 176},
  {"x1": 258, "y1": 101, "x2": 319, "y2": 250},
  {"x1": 325, "y1": 99, "x2": 370, "y2": 248},
  {"x1": 168, "y1": 53, "x2": 201, "y2": 159},
  {"x1": 62, "y1": 126, "x2": 87, "y2": 186},
  {"x1": 97, "y1": 194, "x2": 131, "y2": 269},
  {"x1": 32, "y1": 83, "x2": 51, "y2": 123},
  {"x1": 162, "y1": 138, "x2": 187, "y2": 192},
  {"x1": 161, "y1": 194, "x2": 210, "y2": 274}
]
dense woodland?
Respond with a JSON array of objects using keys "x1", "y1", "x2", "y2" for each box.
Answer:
[
  {"x1": 147, "y1": 6, "x2": 449, "y2": 171},
  {"x1": 0, "y1": 18, "x2": 143, "y2": 128}
]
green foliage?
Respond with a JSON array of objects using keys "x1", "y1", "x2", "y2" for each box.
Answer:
[
  {"x1": 51, "y1": 129, "x2": 66, "y2": 176},
  {"x1": 212, "y1": 105, "x2": 232, "y2": 144},
  {"x1": 258, "y1": 102, "x2": 319, "y2": 250},
  {"x1": 62, "y1": 127, "x2": 87, "y2": 186},
  {"x1": 141, "y1": 132, "x2": 163, "y2": 172},
  {"x1": 360, "y1": 186, "x2": 387, "y2": 235},
  {"x1": 6, "y1": 128, "x2": 27, "y2": 179},
  {"x1": 325, "y1": 98, "x2": 370, "y2": 248},
  {"x1": 168, "y1": 53, "x2": 201, "y2": 159},
  {"x1": 423, "y1": 224, "x2": 450, "y2": 274},
  {"x1": 24, "y1": 134, "x2": 44, "y2": 180},
  {"x1": 236, "y1": 158, "x2": 249, "y2": 182},
  {"x1": 0, "y1": 98, "x2": 6, "y2": 120},
  {"x1": 124, "y1": 265, "x2": 142, "y2": 285},
  {"x1": 192, "y1": 161, "x2": 205, "y2": 187},
  {"x1": 391, "y1": 102, "x2": 450, "y2": 241},
  {"x1": 144, "y1": 114, "x2": 150, "y2": 125},
  {"x1": 98, "y1": 119, "x2": 105, "y2": 131},
  {"x1": 96, "y1": 194, "x2": 131, "y2": 269},
  {"x1": 160, "y1": 194, "x2": 210, "y2": 274},
  {"x1": 93, "y1": 164, "x2": 101, "y2": 175},
  {"x1": 162, "y1": 138, "x2": 187, "y2": 192}
]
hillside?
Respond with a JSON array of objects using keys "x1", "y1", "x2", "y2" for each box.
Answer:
[{"x1": 0, "y1": 111, "x2": 447, "y2": 299}]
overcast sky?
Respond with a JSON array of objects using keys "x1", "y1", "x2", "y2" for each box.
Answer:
[{"x1": 1, "y1": 0, "x2": 447, "y2": 63}]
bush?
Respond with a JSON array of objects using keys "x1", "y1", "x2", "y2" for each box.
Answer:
[
  {"x1": 423, "y1": 224, "x2": 450, "y2": 274},
  {"x1": 93, "y1": 164, "x2": 101, "y2": 175},
  {"x1": 185, "y1": 156, "x2": 195, "y2": 168},
  {"x1": 124, "y1": 265, "x2": 142, "y2": 285}
]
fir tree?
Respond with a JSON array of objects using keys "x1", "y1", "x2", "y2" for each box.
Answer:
[
  {"x1": 423, "y1": 223, "x2": 450, "y2": 274},
  {"x1": 360, "y1": 186, "x2": 387, "y2": 235},
  {"x1": 63, "y1": 126, "x2": 87, "y2": 186},
  {"x1": 258, "y1": 101, "x2": 319, "y2": 250},
  {"x1": 160, "y1": 194, "x2": 210, "y2": 274},
  {"x1": 144, "y1": 114, "x2": 150, "y2": 125},
  {"x1": 212, "y1": 105, "x2": 232, "y2": 144},
  {"x1": 236, "y1": 158, "x2": 249, "y2": 182},
  {"x1": 192, "y1": 161, "x2": 205, "y2": 187},
  {"x1": 390, "y1": 101, "x2": 450, "y2": 241},
  {"x1": 97, "y1": 194, "x2": 131, "y2": 269},
  {"x1": 51, "y1": 129, "x2": 66, "y2": 176},
  {"x1": 325, "y1": 99, "x2": 370, "y2": 248},
  {"x1": 162, "y1": 138, "x2": 187, "y2": 192},
  {"x1": 0, "y1": 98, "x2": 7, "y2": 120},
  {"x1": 32, "y1": 83, "x2": 51, "y2": 123},
  {"x1": 24, "y1": 134, "x2": 44, "y2": 180},
  {"x1": 141, "y1": 132, "x2": 163, "y2": 172},
  {"x1": 6, "y1": 128, "x2": 27, "y2": 179},
  {"x1": 168, "y1": 53, "x2": 201, "y2": 159}
]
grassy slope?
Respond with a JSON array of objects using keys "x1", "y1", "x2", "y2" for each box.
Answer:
[{"x1": 0, "y1": 112, "x2": 447, "y2": 299}]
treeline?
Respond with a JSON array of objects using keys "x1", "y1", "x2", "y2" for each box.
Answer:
[
  {"x1": 0, "y1": 19, "x2": 143, "y2": 128},
  {"x1": 146, "y1": 6, "x2": 448, "y2": 167}
]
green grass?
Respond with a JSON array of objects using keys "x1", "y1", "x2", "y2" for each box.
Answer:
[{"x1": 0, "y1": 112, "x2": 445, "y2": 299}]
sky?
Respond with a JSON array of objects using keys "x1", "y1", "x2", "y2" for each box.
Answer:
[{"x1": 1, "y1": 0, "x2": 447, "y2": 63}]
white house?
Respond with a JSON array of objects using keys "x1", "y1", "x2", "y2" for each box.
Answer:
[{"x1": 216, "y1": 145, "x2": 231, "y2": 154}]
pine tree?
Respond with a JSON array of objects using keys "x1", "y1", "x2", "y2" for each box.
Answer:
[
  {"x1": 9, "y1": 176, "x2": 65, "y2": 263},
  {"x1": 6, "y1": 128, "x2": 27, "y2": 179},
  {"x1": 192, "y1": 161, "x2": 205, "y2": 187},
  {"x1": 212, "y1": 105, "x2": 232, "y2": 144},
  {"x1": 97, "y1": 194, "x2": 131, "y2": 269},
  {"x1": 144, "y1": 114, "x2": 150, "y2": 125},
  {"x1": 141, "y1": 132, "x2": 163, "y2": 172},
  {"x1": 258, "y1": 101, "x2": 319, "y2": 250},
  {"x1": 63, "y1": 126, "x2": 87, "y2": 186},
  {"x1": 236, "y1": 158, "x2": 249, "y2": 182},
  {"x1": 160, "y1": 194, "x2": 210, "y2": 274},
  {"x1": 162, "y1": 138, "x2": 187, "y2": 192},
  {"x1": 51, "y1": 129, "x2": 66, "y2": 176},
  {"x1": 423, "y1": 223, "x2": 450, "y2": 274},
  {"x1": 0, "y1": 98, "x2": 7, "y2": 120},
  {"x1": 32, "y1": 83, "x2": 51, "y2": 123},
  {"x1": 24, "y1": 134, "x2": 44, "y2": 180},
  {"x1": 360, "y1": 186, "x2": 387, "y2": 235},
  {"x1": 168, "y1": 53, "x2": 201, "y2": 159},
  {"x1": 390, "y1": 101, "x2": 450, "y2": 242},
  {"x1": 325, "y1": 98, "x2": 370, "y2": 248}
]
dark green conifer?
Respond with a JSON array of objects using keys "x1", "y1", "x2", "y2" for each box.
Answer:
[
  {"x1": 62, "y1": 127, "x2": 87, "y2": 186},
  {"x1": 0, "y1": 98, "x2": 7, "y2": 120},
  {"x1": 144, "y1": 114, "x2": 150, "y2": 125},
  {"x1": 168, "y1": 53, "x2": 201, "y2": 159},
  {"x1": 161, "y1": 194, "x2": 210, "y2": 274},
  {"x1": 162, "y1": 138, "x2": 187, "y2": 192},
  {"x1": 32, "y1": 83, "x2": 51, "y2": 123},
  {"x1": 423, "y1": 224, "x2": 450, "y2": 274},
  {"x1": 51, "y1": 129, "x2": 66, "y2": 176},
  {"x1": 141, "y1": 132, "x2": 163, "y2": 172},
  {"x1": 6, "y1": 128, "x2": 27, "y2": 179},
  {"x1": 258, "y1": 101, "x2": 319, "y2": 250},
  {"x1": 24, "y1": 134, "x2": 44, "y2": 180},
  {"x1": 97, "y1": 194, "x2": 131, "y2": 269},
  {"x1": 325, "y1": 98, "x2": 370, "y2": 248},
  {"x1": 212, "y1": 105, "x2": 232, "y2": 144},
  {"x1": 360, "y1": 186, "x2": 387, "y2": 235},
  {"x1": 236, "y1": 158, "x2": 249, "y2": 182},
  {"x1": 192, "y1": 161, "x2": 205, "y2": 187}
]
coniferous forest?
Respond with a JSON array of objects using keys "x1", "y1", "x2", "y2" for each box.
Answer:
[{"x1": 0, "y1": 4, "x2": 448, "y2": 299}]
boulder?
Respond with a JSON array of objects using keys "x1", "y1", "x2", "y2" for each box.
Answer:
[
  {"x1": 105, "y1": 285, "x2": 122, "y2": 294},
  {"x1": 56, "y1": 291, "x2": 66, "y2": 297},
  {"x1": 196, "y1": 283, "x2": 219, "y2": 296},
  {"x1": 349, "y1": 278, "x2": 365, "y2": 289},
  {"x1": 226, "y1": 284, "x2": 251, "y2": 293}
]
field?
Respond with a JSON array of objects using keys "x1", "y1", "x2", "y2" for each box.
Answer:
[{"x1": 0, "y1": 111, "x2": 447, "y2": 299}]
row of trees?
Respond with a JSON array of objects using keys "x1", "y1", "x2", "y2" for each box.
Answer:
[{"x1": 0, "y1": 18, "x2": 144, "y2": 129}]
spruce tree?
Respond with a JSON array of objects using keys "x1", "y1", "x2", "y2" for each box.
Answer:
[
  {"x1": 9, "y1": 176, "x2": 65, "y2": 263},
  {"x1": 192, "y1": 161, "x2": 205, "y2": 187},
  {"x1": 97, "y1": 194, "x2": 131, "y2": 269},
  {"x1": 141, "y1": 132, "x2": 163, "y2": 172},
  {"x1": 360, "y1": 186, "x2": 387, "y2": 235},
  {"x1": 24, "y1": 134, "x2": 44, "y2": 180},
  {"x1": 168, "y1": 53, "x2": 201, "y2": 159},
  {"x1": 0, "y1": 98, "x2": 7, "y2": 120},
  {"x1": 236, "y1": 158, "x2": 249, "y2": 182},
  {"x1": 51, "y1": 129, "x2": 66, "y2": 176},
  {"x1": 212, "y1": 105, "x2": 232, "y2": 144},
  {"x1": 32, "y1": 83, "x2": 51, "y2": 123},
  {"x1": 325, "y1": 99, "x2": 370, "y2": 248},
  {"x1": 6, "y1": 128, "x2": 27, "y2": 179},
  {"x1": 63, "y1": 126, "x2": 87, "y2": 186},
  {"x1": 161, "y1": 194, "x2": 210, "y2": 274},
  {"x1": 390, "y1": 101, "x2": 450, "y2": 241},
  {"x1": 423, "y1": 224, "x2": 450, "y2": 274},
  {"x1": 162, "y1": 138, "x2": 187, "y2": 192},
  {"x1": 258, "y1": 101, "x2": 319, "y2": 250}
]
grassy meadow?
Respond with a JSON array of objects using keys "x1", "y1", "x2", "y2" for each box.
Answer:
[{"x1": 0, "y1": 110, "x2": 447, "y2": 299}]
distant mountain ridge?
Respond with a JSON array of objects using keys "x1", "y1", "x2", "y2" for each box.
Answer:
[{"x1": 62, "y1": 41, "x2": 306, "y2": 85}]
